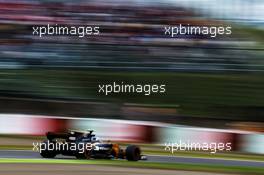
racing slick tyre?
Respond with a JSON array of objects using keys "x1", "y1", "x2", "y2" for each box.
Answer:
[
  {"x1": 76, "y1": 147, "x2": 91, "y2": 159},
  {"x1": 125, "y1": 145, "x2": 141, "y2": 161},
  {"x1": 40, "y1": 140, "x2": 57, "y2": 158}
]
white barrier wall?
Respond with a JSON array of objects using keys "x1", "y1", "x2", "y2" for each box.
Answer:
[
  {"x1": 240, "y1": 134, "x2": 264, "y2": 154},
  {"x1": 0, "y1": 114, "x2": 263, "y2": 154},
  {"x1": 157, "y1": 126, "x2": 234, "y2": 144},
  {"x1": 0, "y1": 114, "x2": 156, "y2": 142},
  {"x1": 70, "y1": 118, "x2": 148, "y2": 142},
  {"x1": 0, "y1": 114, "x2": 65, "y2": 135},
  {"x1": 156, "y1": 126, "x2": 236, "y2": 151}
]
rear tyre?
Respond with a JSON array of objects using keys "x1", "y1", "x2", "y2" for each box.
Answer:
[
  {"x1": 125, "y1": 145, "x2": 141, "y2": 161},
  {"x1": 40, "y1": 140, "x2": 57, "y2": 158}
]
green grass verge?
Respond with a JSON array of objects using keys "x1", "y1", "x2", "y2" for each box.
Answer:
[
  {"x1": 143, "y1": 150, "x2": 264, "y2": 162},
  {"x1": 0, "y1": 158, "x2": 263, "y2": 175},
  {"x1": 0, "y1": 145, "x2": 32, "y2": 150}
]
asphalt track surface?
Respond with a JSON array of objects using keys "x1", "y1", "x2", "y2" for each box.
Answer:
[{"x1": 0, "y1": 150, "x2": 263, "y2": 167}]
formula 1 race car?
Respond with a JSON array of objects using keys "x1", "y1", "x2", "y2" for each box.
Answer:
[{"x1": 39, "y1": 130, "x2": 146, "y2": 161}]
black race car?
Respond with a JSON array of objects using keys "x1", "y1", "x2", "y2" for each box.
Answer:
[{"x1": 39, "y1": 130, "x2": 146, "y2": 161}]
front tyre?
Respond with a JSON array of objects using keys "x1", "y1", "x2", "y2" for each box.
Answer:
[{"x1": 125, "y1": 145, "x2": 141, "y2": 161}]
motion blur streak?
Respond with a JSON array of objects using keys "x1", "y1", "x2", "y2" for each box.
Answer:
[
  {"x1": 0, "y1": 0, "x2": 263, "y2": 121},
  {"x1": 0, "y1": 114, "x2": 263, "y2": 154},
  {"x1": 0, "y1": 0, "x2": 263, "y2": 71},
  {"x1": 0, "y1": 1, "x2": 263, "y2": 174}
]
